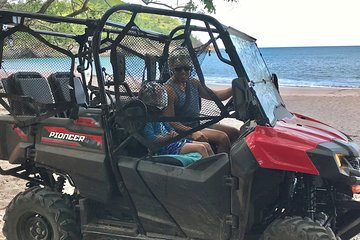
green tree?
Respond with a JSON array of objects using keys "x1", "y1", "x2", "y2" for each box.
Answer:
[
  {"x1": 4, "y1": 0, "x2": 181, "y2": 35},
  {"x1": 140, "y1": 0, "x2": 239, "y2": 13},
  {"x1": 3, "y1": 0, "x2": 183, "y2": 48},
  {"x1": 3, "y1": 0, "x2": 234, "y2": 46},
  {"x1": 4, "y1": 0, "x2": 237, "y2": 16}
]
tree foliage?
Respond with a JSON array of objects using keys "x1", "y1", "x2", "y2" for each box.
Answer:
[
  {"x1": 2, "y1": 0, "x2": 184, "y2": 50},
  {"x1": 4, "y1": 0, "x2": 182, "y2": 36},
  {"x1": 3, "y1": 0, "x2": 238, "y2": 19},
  {"x1": 2, "y1": 0, "x2": 233, "y2": 49},
  {"x1": 140, "y1": 0, "x2": 238, "y2": 13}
]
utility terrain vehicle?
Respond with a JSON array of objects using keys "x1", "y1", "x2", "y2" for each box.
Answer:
[{"x1": 0, "y1": 4, "x2": 359, "y2": 240}]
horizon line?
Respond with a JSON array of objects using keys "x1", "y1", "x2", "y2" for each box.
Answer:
[{"x1": 258, "y1": 44, "x2": 360, "y2": 49}]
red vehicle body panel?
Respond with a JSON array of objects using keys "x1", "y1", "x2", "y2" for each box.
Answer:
[{"x1": 245, "y1": 113, "x2": 350, "y2": 175}]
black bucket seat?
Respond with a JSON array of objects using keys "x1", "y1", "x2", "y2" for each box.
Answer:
[{"x1": 6, "y1": 72, "x2": 54, "y2": 115}]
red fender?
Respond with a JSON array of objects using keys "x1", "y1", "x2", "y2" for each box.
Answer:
[{"x1": 245, "y1": 114, "x2": 349, "y2": 175}]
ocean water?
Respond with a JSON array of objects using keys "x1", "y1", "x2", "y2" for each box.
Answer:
[
  {"x1": 260, "y1": 46, "x2": 360, "y2": 88},
  {"x1": 2, "y1": 46, "x2": 359, "y2": 88},
  {"x1": 201, "y1": 46, "x2": 360, "y2": 88}
]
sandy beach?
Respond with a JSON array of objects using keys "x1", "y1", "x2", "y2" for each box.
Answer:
[
  {"x1": 0, "y1": 86, "x2": 359, "y2": 239},
  {"x1": 280, "y1": 87, "x2": 360, "y2": 145}
]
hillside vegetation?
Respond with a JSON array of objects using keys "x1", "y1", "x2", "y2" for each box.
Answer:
[{"x1": 5, "y1": 0, "x2": 182, "y2": 37}]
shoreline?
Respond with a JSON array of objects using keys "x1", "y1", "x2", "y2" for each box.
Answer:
[
  {"x1": 209, "y1": 82, "x2": 360, "y2": 88},
  {"x1": 207, "y1": 84, "x2": 360, "y2": 96},
  {"x1": 209, "y1": 83, "x2": 360, "y2": 89},
  {"x1": 280, "y1": 86, "x2": 360, "y2": 96}
]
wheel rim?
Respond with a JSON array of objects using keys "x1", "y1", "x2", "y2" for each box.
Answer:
[{"x1": 18, "y1": 212, "x2": 52, "y2": 240}]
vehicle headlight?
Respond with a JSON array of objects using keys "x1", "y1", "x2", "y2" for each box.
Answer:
[
  {"x1": 334, "y1": 154, "x2": 360, "y2": 194},
  {"x1": 334, "y1": 154, "x2": 359, "y2": 170},
  {"x1": 334, "y1": 153, "x2": 343, "y2": 168}
]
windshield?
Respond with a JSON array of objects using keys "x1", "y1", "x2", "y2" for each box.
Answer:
[{"x1": 228, "y1": 28, "x2": 284, "y2": 125}]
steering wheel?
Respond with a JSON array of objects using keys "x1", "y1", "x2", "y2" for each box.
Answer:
[{"x1": 115, "y1": 99, "x2": 147, "y2": 133}]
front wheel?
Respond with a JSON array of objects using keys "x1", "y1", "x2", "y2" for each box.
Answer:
[
  {"x1": 3, "y1": 187, "x2": 80, "y2": 240},
  {"x1": 260, "y1": 216, "x2": 338, "y2": 240}
]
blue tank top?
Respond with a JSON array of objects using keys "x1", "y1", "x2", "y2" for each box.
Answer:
[{"x1": 167, "y1": 78, "x2": 200, "y2": 128}]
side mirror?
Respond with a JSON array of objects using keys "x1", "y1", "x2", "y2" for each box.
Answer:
[
  {"x1": 271, "y1": 73, "x2": 279, "y2": 92},
  {"x1": 232, "y1": 78, "x2": 251, "y2": 122}
]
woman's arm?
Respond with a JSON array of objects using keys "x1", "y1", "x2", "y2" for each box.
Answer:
[
  {"x1": 196, "y1": 80, "x2": 232, "y2": 101},
  {"x1": 212, "y1": 87, "x2": 233, "y2": 101}
]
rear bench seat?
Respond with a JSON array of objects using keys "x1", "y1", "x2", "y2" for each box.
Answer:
[{"x1": 6, "y1": 72, "x2": 54, "y2": 115}]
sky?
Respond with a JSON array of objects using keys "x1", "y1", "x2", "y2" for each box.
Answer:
[{"x1": 125, "y1": 0, "x2": 360, "y2": 47}]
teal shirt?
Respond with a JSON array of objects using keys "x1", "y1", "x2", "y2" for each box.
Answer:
[{"x1": 144, "y1": 122, "x2": 174, "y2": 141}]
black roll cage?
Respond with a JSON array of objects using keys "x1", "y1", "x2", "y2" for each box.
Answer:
[
  {"x1": 90, "y1": 5, "x2": 260, "y2": 154},
  {"x1": 0, "y1": 5, "x2": 265, "y2": 126},
  {"x1": 92, "y1": 4, "x2": 248, "y2": 106},
  {"x1": 0, "y1": 4, "x2": 273, "y2": 131},
  {"x1": 0, "y1": 8, "x2": 98, "y2": 26}
]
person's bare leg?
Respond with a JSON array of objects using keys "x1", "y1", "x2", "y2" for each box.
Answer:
[
  {"x1": 180, "y1": 143, "x2": 209, "y2": 157},
  {"x1": 201, "y1": 128, "x2": 231, "y2": 153},
  {"x1": 211, "y1": 123, "x2": 240, "y2": 143},
  {"x1": 193, "y1": 141, "x2": 214, "y2": 156}
]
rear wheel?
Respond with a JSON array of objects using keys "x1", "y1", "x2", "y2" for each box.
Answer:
[
  {"x1": 3, "y1": 187, "x2": 80, "y2": 240},
  {"x1": 260, "y1": 216, "x2": 338, "y2": 240}
]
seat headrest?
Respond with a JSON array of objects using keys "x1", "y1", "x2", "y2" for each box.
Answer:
[
  {"x1": 48, "y1": 72, "x2": 87, "y2": 107},
  {"x1": 9, "y1": 72, "x2": 54, "y2": 104}
]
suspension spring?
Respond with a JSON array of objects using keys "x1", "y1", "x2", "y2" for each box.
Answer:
[{"x1": 306, "y1": 176, "x2": 316, "y2": 220}]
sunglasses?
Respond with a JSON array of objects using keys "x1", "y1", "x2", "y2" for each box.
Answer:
[{"x1": 174, "y1": 66, "x2": 192, "y2": 72}]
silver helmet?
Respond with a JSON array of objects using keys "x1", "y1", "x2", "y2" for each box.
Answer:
[
  {"x1": 168, "y1": 47, "x2": 193, "y2": 71},
  {"x1": 139, "y1": 82, "x2": 168, "y2": 111}
]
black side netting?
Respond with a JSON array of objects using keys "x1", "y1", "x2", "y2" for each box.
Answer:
[
  {"x1": 1, "y1": 32, "x2": 74, "y2": 79},
  {"x1": 118, "y1": 34, "x2": 165, "y2": 86},
  {"x1": 99, "y1": 34, "x2": 167, "y2": 104},
  {"x1": 0, "y1": 30, "x2": 79, "y2": 123}
]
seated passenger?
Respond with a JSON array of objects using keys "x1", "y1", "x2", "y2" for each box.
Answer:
[
  {"x1": 139, "y1": 82, "x2": 214, "y2": 158},
  {"x1": 164, "y1": 47, "x2": 240, "y2": 153}
]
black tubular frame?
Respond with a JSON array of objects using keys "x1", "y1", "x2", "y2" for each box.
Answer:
[
  {"x1": 0, "y1": 9, "x2": 98, "y2": 26},
  {"x1": 90, "y1": 4, "x2": 265, "y2": 155},
  {"x1": 92, "y1": 4, "x2": 248, "y2": 105}
]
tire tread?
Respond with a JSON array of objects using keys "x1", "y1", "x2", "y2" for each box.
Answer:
[
  {"x1": 260, "y1": 216, "x2": 338, "y2": 240},
  {"x1": 2, "y1": 187, "x2": 80, "y2": 240}
]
